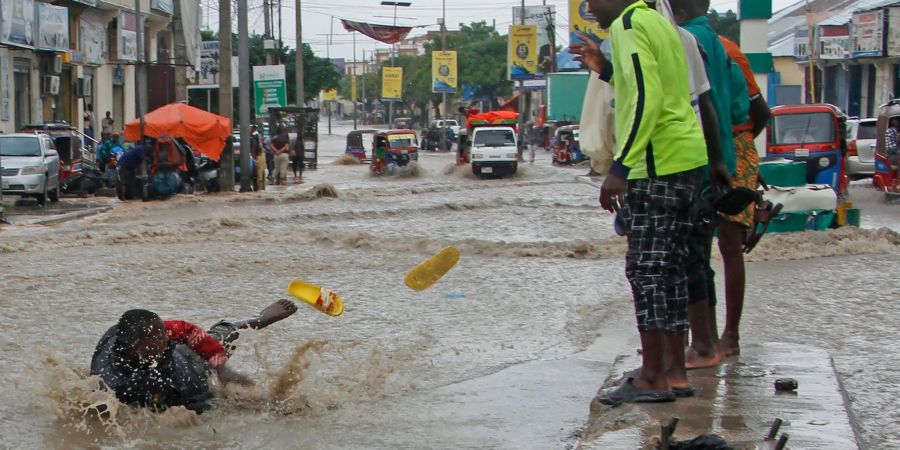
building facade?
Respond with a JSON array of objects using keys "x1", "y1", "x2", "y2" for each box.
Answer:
[{"x1": 0, "y1": 0, "x2": 196, "y2": 139}]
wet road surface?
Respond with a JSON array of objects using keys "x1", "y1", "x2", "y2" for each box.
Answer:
[{"x1": 1, "y1": 120, "x2": 899, "y2": 449}]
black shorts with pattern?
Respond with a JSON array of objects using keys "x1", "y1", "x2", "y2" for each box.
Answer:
[{"x1": 621, "y1": 168, "x2": 703, "y2": 334}]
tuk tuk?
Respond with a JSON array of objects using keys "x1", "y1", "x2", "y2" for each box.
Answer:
[
  {"x1": 140, "y1": 135, "x2": 190, "y2": 201},
  {"x1": 766, "y1": 104, "x2": 848, "y2": 196},
  {"x1": 552, "y1": 125, "x2": 586, "y2": 165},
  {"x1": 370, "y1": 129, "x2": 419, "y2": 175},
  {"x1": 19, "y1": 121, "x2": 101, "y2": 196},
  {"x1": 872, "y1": 100, "x2": 900, "y2": 198},
  {"x1": 345, "y1": 129, "x2": 378, "y2": 161}
]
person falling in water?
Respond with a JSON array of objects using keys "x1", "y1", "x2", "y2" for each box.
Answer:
[{"x1": 90, "y1": 300, "x2": 298, "y2": 414}]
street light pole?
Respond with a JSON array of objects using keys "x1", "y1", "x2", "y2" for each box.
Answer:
[
  {"x1": 353, "y1": 31, "x2": 358, "y2": 130},
  {"x1": 238, "y1": 0, "x2": 252, "y2": 192},
  {"x1": 380, "y1": 1, "x2": 411, "y2": 128},
  {"x1": 517, "y1": 0, "x2": 526, "y2": 158},
  {"x1": 440, "y1": 0, "x2": 447, "y2": 151}
]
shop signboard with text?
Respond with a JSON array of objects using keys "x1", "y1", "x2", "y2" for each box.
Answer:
[
  {"x1": 118, "y1": 11, "x2": 138, "y2": 61},
  {"x1": 253, "y1": 65, "x2": 287, "y2": 115},
  {"x1": 80, "y1": 12, "x2": 107, "y2": 65},
  {"x1": 851, "y1": 10, "x2": 884, "y2": 58},
  {"x1": 0, "y1": 0, "x2": 35, "y2": 49},
  {"x1": 36, "y1": 3, "x2": 69, "y2": 52}
]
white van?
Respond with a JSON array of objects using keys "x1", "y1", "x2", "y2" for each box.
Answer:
[{"x1": 470, "y1": 126, "x2": 518, "y2": 177}]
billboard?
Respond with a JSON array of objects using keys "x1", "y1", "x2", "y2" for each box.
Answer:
[
  {"x1": 851, "y1": 9, "x2": 884, "y2": 58},
  {"x1": 888, "y1": 7, "x2": 900, "y2": 56},
  {"x1": 793, "y1": 26, "x2": 809, "y2": 61},
  {"x1": 322, "y1": 88, "x2": 337, "y2": 101},
  {"x1": 151, "y1": 0, "x2": 174, "y2": 15},
  {"x1": 80, "y1": 12, "x2": 107, "y2": 65},
  {"x1": 568, "y1": 0, "x2": 607, "y2": 46},
  {"x1": 118, "y1": 11, "x2": 138, "y2": 61},
  {"x1": 382, "y1": 66, "x2": 403, "y2": 100},
  {"x1": 253, "y1": 65, "x2": 287, "y2": 115},
  {"x1": 0, "y1": 0, "x2": 35, "y2": 49},
  {"x1": 508, "y1": 24, "x2": 538, "y2": 81},
  {"x1": 36, "y1": 3, "x2": 69, "y2": 52},
  {"x1": 818, "y1": 25, "x2": 850, "y2": 60},
  {"x1": 432, "y1": 51, "x2": 457, "y2": 94},
  {"x1": 512, "y1": 6, "x2": 555, "y2": 77},
  {"x1": 195, "y1": 41, "x2": 240, "y2": 87}
]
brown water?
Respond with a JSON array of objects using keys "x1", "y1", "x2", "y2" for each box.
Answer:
[{"x1": 3, "y1": 122, "x2": 900, "y2": 448}]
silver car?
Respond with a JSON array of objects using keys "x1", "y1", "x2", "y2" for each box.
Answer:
[
  {"x1": 847, "y1": 118, "x2": 876, "y2": 176},
  {"x1": 0, "y1": 133, "x2": 61, "y2": 205}
]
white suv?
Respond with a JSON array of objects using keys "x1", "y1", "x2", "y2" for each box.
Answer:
[
  {"x1": 847, "y1": 118, "x2": 876, "y2": 176},
  {"x1": 0, "y1": 133, "x2": 61, "y2": 205}
]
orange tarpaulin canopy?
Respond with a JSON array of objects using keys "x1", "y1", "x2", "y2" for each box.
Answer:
[
  {"x1": 465, "y1": 110, "x2": 518, "y2": 129},
  {"x1": 124, "y1": 103, "x2": 232, "y2": 161}
]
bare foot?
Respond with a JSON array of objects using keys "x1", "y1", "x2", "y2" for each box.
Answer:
[
  {"x1": 235, "y1": 299, "x2": 298, "y2": 330},
  {"x1": 685, "y1": 347, "x2": 724, "y2": 370},
  {"x1": 719, "y1": 335, "x2": 740, "y2": 357}
]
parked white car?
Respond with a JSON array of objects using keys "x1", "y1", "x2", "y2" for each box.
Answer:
[
  {"x1": 0, "y1": 133, "x2": 61, "y2": 205},
  {"x1": 847, "y1": 118, "x2": 876, "y2": 176}
]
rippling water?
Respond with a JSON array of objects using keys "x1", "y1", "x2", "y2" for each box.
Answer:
[{"x1": 2, "y1": 122, "x2": 899, "y2": 448}]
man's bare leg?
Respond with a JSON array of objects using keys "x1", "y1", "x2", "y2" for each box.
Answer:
[
  {"x1": 231, "y1": 299, "x2": 298, "y2": 330},
  {"x1": 686, "y1": 299, "x2": 722, "y2": 369},
  {"x1": 665, "y1": 332, "x2": 690, "y2": 390},
  {"x1": 718, "y1": 220, "x2": 747, "y2": 356},
  {"x1": 633, "y1": 331, "x2": 669, "y2": 391}
]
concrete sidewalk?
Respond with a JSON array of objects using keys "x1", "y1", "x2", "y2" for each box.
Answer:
[{"x1": 578, "y1": 343, "x2": 860, "y2": 449}]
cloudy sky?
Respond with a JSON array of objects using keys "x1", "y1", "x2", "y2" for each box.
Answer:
[{"x1": 201, "y1": 0, "x2": 801, "y2": 60}]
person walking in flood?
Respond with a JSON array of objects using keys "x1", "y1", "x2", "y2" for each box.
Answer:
[
  {"x1": 90, "y1": 300, "x2": 297, "y2": 414},
  {"x1": 251, "y1": 124, "x2": 266, "y2": 191},
  {"x1": 270, "y1": 129, "x2": 291, "y2": 185},
  {"x1": 570, "y1": 0, "x2": 727, "y2": 405}
]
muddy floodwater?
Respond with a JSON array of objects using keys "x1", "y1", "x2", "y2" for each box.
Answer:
[{"x1": 2, "y1": 122, "x2": 899, "y2": 449}]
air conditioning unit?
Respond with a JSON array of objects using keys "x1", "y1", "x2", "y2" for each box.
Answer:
[
  {"x1": 52, "y1": 54, "x2": 63, "y2": 74},
  {"x1": 42, "y1": 75, "x2": 60, "y2": 96},
  {"x1": 75, "y1": 77, "x2": 92, "y2": 97}
]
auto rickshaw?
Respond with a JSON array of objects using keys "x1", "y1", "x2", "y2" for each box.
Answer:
[
  {"x1": 370, "y1": 129, "x2": 419, "y2": 175},
  {"x1": 392, "y1": 117, "x2": 413, "y2": 130},
  {"x1": 873, "y1": 100, "x2": 900, "y2": 198},
  {"x1": 766, "y1": 103, "x2": 849, "y2": 196},
  {"x1": 19, "y1": 121, "x2": 101, "y2": 196},
  {"x1": 345, "y1": 129, "x2": 378, "y2": 161},
  {"x1": 552, "y1": 125, "x2": 586, "y2": 165},
  {"x1": 141, "y1": 135, "x2": 189, "y2": 201}
]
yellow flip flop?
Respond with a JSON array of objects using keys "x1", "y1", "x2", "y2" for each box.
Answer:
[
  {"x1": 287, "y1": 279, "x2": 344, "y2": 316},
  {"x1": 404, "y1": 246, "x2": 460, "y2": 291}
]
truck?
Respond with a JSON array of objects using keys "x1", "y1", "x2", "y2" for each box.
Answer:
[{"x1": 465, "y1": 110, "x2": 519, "y2": 178}]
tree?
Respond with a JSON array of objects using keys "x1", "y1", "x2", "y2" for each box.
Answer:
[
  {"x1": 188, "y1": 31, "x2": 340, "y2": 114},
  {"x1": 708, "y1": 9, "x2": 740, "y2": 44}
]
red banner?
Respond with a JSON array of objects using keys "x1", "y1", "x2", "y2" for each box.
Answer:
[{"x1": 341, "y1": 19, "x2": 412, "y2": 44}]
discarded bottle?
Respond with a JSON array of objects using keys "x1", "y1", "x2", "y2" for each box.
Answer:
[{"x1": 444, "y1": 293, "x2": 466, "y2": 299}]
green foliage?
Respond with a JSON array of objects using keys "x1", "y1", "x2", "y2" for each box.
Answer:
[
  {"x1": 708, "y1": 9, "x2": 740, "y2": 44},
  {"x1": 194, "y1": 31, "x2": 340, "y2": 105}
]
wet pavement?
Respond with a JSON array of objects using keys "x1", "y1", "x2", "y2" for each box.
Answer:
[
  {"x1": 580, "y1": 343, "x2": 859, "y2": 449},
  {"x1": 1, "y1": 120, "x2": 899, "y2": 449}
]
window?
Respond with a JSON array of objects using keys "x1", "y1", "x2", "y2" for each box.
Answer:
[
  {"x1": 856, "y1": 121, "x2": 877, "y2": 140},
  {"x1": 473, "y1": 129, "x2": 516, "y2": 147},
  {"x1": 771, "y1": 113, "x2": 835, "y2": 145},
  {"x1": 0, "y1": 137, "x2": 42, "y2": 156}
]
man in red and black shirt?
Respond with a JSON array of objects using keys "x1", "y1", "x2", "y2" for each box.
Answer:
[{"x1": 91, "y1": 300, "x2": 297, "y2": 413}]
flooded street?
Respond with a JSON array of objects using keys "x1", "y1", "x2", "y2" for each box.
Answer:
[{"x1": 2, "y1": 121, "x2": 900, "y2": 449}]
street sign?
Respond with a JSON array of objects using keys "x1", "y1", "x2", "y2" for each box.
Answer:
[{"x1": 253, "y1": 65, "x2": 287, "y2": 116}]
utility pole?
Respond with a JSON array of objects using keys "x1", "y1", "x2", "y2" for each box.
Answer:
[
  {"x1": 264, "y1": 0, "x2": 274, "y2": 65},
  {"x1": 805, "y1": 0, "x2": 816, "y2": 103},
  {"x1": 135, "y1": 0, "x2": 146, "y2": 137},
  {"x1": 238, "y1": 0, "x2": 252, "y2": 191},
  {"x1": 353, "y1": 31, "x2": 357, "y2": 130},
  {"x1": 296, "y1": 0, "x2": 305, "y2": 106},
  {"x1": 440, "y1": 0, "x2": 448, "y2": 151},
  {"x1": 328, "y1": 17, "x2": 333, "y2": 135},
  {"x1": 517, "y1": 0, "x2": 526, "y2": 158},
  {"x1": 361, "y1": 49, "x2": 367, "y2": 124},
  {"x1": 218, "y1": 0, "x2": 234, "y2": 191}
]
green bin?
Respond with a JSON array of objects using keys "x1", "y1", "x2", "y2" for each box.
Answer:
[
  {"x1": 759, "y1": 161, "x2": 807, "y2": 187},
  {"x1": 765, "y1": 212, "x2": 810, "y2": 233}
]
